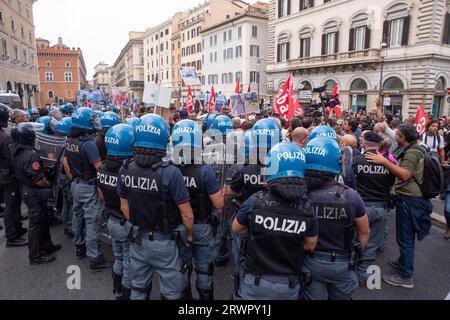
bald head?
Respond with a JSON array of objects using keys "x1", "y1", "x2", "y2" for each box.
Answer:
[
  {"x1": 292, "y1": 127, "x2": 309, "y2": 147},
  {"x1": 341, "y1": 134, "x2": 358, "y2": 149}
]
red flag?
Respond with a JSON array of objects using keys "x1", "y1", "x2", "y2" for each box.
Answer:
[
  {"x1": 273, "y1": 75, "x2": 294, "y2": 121},
  {"x1": 208, "y1": 86, "x2": 216, "y2": 113},
  {"x1": 186, "y1": 86, "x2": 194, "y2": 113},
  {"x1": 293, "y1": 100, "x2": 304, "y2": 116},
  {"x1": 414, "y1": 104, "x2": 428, "y2": 135},
  {"x1": 235, "y1": 77, "x2": 241, "y2": 94},
  {"x1": 247, "y1": 84, "x2": 251, "y2": 93},
  {"x1": 331, "y1": 83, "x2": 340, "y2": 98}
]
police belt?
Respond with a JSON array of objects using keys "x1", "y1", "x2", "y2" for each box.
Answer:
[
  {"x1": 364, "y1": 201, "x2": 388, "y2": 208},
  {"x1": 73, "y1": 178, "x2": 97, "y2": 185},
  {"x1": 308, "y1": 251, "x2": 351, "y2": 262},
  {"x1": 244, "y1": 271, "x2": 300, "y2": 287},
  {"x1": 141, "y1": 230, "x2": 176, "y2": 241}
]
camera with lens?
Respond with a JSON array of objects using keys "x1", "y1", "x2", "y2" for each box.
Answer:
[{"x1": 304, "y1": 86, "x2": 340, "y2": 118}]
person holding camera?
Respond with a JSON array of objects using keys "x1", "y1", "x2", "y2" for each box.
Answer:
[{"x1": 352, "y1": 132, "x2": 396, "y2": 287}]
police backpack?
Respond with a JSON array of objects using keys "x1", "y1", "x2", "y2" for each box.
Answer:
[{"x1": 410, "y1": 145, "x2": 445, "y2": 199}]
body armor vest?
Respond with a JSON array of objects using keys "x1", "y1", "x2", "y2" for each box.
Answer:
[
  {"x1": 241, "y1": 164, "x2": 266, "y2": 202},
  {"x1": 178, "y1": 164, "x2": 212, "y2": 222},
  {"x1": 97, "y1": 164, "x2": 123, "y2": 219},
  {"x1": 121, "y1": 160, "x2": 180, "y2": 233},
  {"x1": 244, "y1": 192, "x2": 313, "y2": 276},
  {"x1": 65, "y1": 136, "x2": 97, "y2": 180},
  {"x1": 307, "y1": 182, "x2": 354, "y2": 254}
]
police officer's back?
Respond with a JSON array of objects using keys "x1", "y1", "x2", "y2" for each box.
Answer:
[
  {"x1": 98, "y1": 124, "x2": 135, "y2": 300},
  {"x1": 232, "y1": 143, "x2": 318, "y2": 300},
  {"x1": 117, "y1": 114, "x2": 194, "y2": 300},
  {"x1": 11, "y1": 123, "x2": 61, "y2": 264},
  {"x1": 0, "y1": 105, "x2": 26, "y2": 247},
  {"x1": 172, "y1": 119, "x2": 224, "y2": 300},
  {"x1": 303, "y1": 137, "x2": 370, "y2": 300}
]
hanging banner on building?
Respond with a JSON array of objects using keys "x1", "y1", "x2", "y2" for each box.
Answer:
[
  {"x1": 180, "y1": 67, "x2": 201, "y2": 85},
  {"x1": 143, "y1": 84, "x2": 172, "y2": 108}
]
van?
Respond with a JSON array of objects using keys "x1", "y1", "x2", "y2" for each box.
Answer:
[{"x1": 0, "y1": 93, "x2": 23, "y2": 109}]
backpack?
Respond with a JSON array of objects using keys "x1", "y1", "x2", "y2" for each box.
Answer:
[{"x1": 409, "y1": 145, "x2": 445, "y2": 199}]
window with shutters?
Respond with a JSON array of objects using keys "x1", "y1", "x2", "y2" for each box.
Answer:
[
  {"x1": 349, "y1": 12, "x2": 371, "y2": 51},
  {"x1": 383, "y1": 3, "x2": 410, "y2": 47},
  {"x1": 300, "y1": 38, "x2": 311, "y2": 58},
  {"x1": 277, "y1": 32, "x2": 290, "y2": 62},
  {"x1": 222, "y1": 73, "x2": 228, "y2": 84},
  {"x1": 252, "y1": 26, "x2": 258, "y2": 38},
  {"x1": 48, "y1": 91, "x2": 54, "y2": 99},
  {"x1": 389, "y1": 19, "x2": 403, "y2": 47},
  {"x1": 443, "y1": 12, "x2": 450, "y2": 45},
  {"x1": 45, "y1": 72, "x2": 54, "y2": 82},
  {"x1": 236, "y1": 45, "x2": 242, "y2": 58},
  {"x1": 278, "y1": 0, "x2": 290, "y2": 18},
  {"x1": 210, "y1": 36, "x2": 213, "y2": 47},
  {"x1": 238, "y1": 26, "x2": 242, "y2": 39},
  {"x1": 299, "y1": 0, "x2": 314, "y2": 11},
  {"x1": 223, "y1": 31, "x2": 227, "y2": 43},
  {"x1": 236, "y1": 71, "x2": 242, "y2": 82},
  {"x1": 250, "y1": 45, "x2": 260, "y2": 58},
  {"x1": 250, "y1": 71, "x2": 260, "y2": 83},
  {"x1": 322, "y1": 20, "x2": 340, "y2": 55}
]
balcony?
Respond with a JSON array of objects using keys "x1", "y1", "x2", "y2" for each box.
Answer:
[
  {"x1": 281, "y1": 49, "x2": 381, "y2": 72},
  {"x1": 129, "y1": 81, "x2": 144, "y2": 89},
  {"x1": 181, "y1": 16, "x2": 205, "y2": 30}
]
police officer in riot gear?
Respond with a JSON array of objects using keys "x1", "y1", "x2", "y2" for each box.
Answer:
[
  {"x1": 97, "y1": 124, "x2": 135, "y2": 300},
  {"x1": 0, "y1": 105, "x2": 27, "y2": 247},
  {"x1": 232, "y1": 143, "x2": 318, "y2": 300},
  {"x1": 56, "y1": 117, "x2": 74, "y2": 239},
  {"x1": 28, "y1": 108, "x2": 40, "y2": 122},
  {"x1": 225, "y1": 119, "x2": 281, "y2": 265},
  {"x1": 303, "y1": 137, "x2": 370, "y2": 300},
  {"x1": 206, "y1": 115, "x2": 233, "y2": 266},
  {"x1": 11, "y1": 123, "x2": 61, "y2": 264},
  {"x1": 97, "y1": 111, "x2": 121, "y2": 161},
  {"x1": 117, "y1": 114, "x2": 194, "y2": 300},
  {"x1": 308, "y1": 125, "x2": 339, "y2": 143},
  {"x1": 172, "y1": 119, "x2": 224, "y2": 300},
  {"x1": 63, "y1": 107, "x2": 113, "y2": 271},
  {"x1": 353, "y1": 131, "x2": 395, "y2": 286}
]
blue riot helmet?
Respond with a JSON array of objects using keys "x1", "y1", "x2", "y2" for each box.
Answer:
[
  {"x1": 100, "y1": 111, "x2": 120, "y2": 129},
  {"x1": 60, "y1": 103, "x2": 74, "y2": 115},
  {"x1": 24, "y1": 111, "x2": 30, "y2": 121},
  {"x1": 172, "y1": 120, "x2": 202, "y2": 149},
  {"x1": 212, "y1": 115, "x2": 233, "y2": 136},
  {"x1": 308, "y1": 125, "x2": 338, "y2": 143},
  {"x1": 71, "y1": 107, "x2": 102, "y2": 131},
  {"x1": 56, "y1": 117, "x2": 72, "y2": 136},
  {"x1": 29, "y1": 108, "x2": 39, "y2": 116},
  {"x1": 265, "y1": 143, "x2": 306, "y2": 183},
  {"x1": 252, "y1": 118, "x2": 281, "y2": 150},
  {"x1": 105, "y1": 124, "x2": 135, "y2": 157},
  {"x1": 134, "y1": 114, "x2": 170, "y2": 151},
  {"x1": 95, "y1": 110, "x2": 104, "y2": 119},
  {"x1": 36, "y1": 116, "x2": 51, "y2": 133},
  {"x1": 11, "y1": 122, "x2": 36, "y2": 145},
  {"x1": 204, "y1": 113, "x2": 217, "y2": 132},
  {"x1": 304, "y1": 137, "x2": 341, "y2": 174},
  {"x1": 125, "y1": 117, "x2": 140, "y2": 129}
]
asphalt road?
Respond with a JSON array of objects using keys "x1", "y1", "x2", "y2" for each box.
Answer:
[{"x1": 0, "y1": 210, "x2": 449, "y2": 300}]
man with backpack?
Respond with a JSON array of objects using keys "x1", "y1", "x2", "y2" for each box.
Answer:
[{"x1": 366, "y1": 123, "x2": 438, "y2": 289}]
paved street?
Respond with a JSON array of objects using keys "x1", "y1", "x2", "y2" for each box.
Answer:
[{"x1": 0, "y1": 207, "x2": 449, "y2": 300}]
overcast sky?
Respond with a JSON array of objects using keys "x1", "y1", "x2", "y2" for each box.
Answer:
[{"x1": 34, "y1": 0, "x2": 205, "y2": 79}]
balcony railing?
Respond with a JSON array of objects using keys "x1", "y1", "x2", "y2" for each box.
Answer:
[{"x1": 287, "y1": 49, "x2": 381, "y2": 69}]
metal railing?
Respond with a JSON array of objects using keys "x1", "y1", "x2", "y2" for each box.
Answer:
[{"x1": 287, "y1": 48, "x2": 381, "y2": 69}]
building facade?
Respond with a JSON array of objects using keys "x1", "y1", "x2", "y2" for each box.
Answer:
[
  {"x1": 36, "y1": 37, "x2": 87, "y2": 106},
  {"x1": 111, "y1": 31, "x2": 144, "y2": 103},
  {"x1": 93, "y1": 62, "x2": 112, "y2": 98},
  {"x1": 179, "y1": 0, "x2": 249, "y2": 97},
  {"x1": 201, "y1": 2, "x2": 268, "y2": 98},
  {"x1": 266, "y1": 0, "x2": 450, "y2": 118},
  {"x1": 0, "y1": 0, "x2": 39, "y2": 108}
]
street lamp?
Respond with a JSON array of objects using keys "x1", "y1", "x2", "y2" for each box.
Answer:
[
  {"x1": 378, "y1": 42, "x2": 388, "y2": 99},
  {"x1": 257, "y1": 59, "x2": 261, "y2": 109}
]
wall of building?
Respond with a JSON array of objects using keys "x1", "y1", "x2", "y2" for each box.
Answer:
[
  {"x1": 0, "y1": 0, "x2": 39, "y2": 108},
  {"x1": 266, "y1": 0, "x2": 450, "y2": 118},
  {"x1": 37, "y1": 39, "x2": 86, "y2": 106}
]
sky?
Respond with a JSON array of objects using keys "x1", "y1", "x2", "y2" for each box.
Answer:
[{"x1": 34, "y1": 0, "x2": 205, "y2": 79}]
